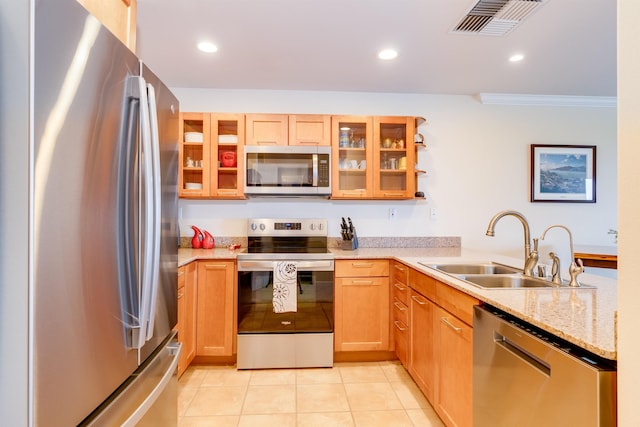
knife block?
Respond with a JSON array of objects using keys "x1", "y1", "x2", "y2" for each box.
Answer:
[{"x1": 341, "y1": 231, "x2": 359, "y2": 250}]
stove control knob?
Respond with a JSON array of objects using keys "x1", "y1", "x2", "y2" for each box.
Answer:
[
  {"x1": 250, "y1": 223, "x2": 257, "y2": 231},
  {"x1": 259, "y1": 223, "x2": 266, "y2": 231},
  {"x1": 318, "y1": 223, "x2": 324, "y2": 230},
  {"x1": 310, "y1": 223, "x2": 316, "y2": 231}
]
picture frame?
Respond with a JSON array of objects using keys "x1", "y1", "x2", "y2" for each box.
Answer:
[{"x1": 530, "y1": 144, "x2": 596, "y2": 203}]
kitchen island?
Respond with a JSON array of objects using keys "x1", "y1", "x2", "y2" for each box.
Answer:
[{"x1": 178, "y1": 246, "x2": 617, "y2": 360}]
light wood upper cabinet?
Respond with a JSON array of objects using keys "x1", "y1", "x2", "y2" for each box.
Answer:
[
  {"x1": 196, "y1": 260, "x2": 236, "y2": 356},
  {"x1": 373, "y1": 116, "x2": 416, "y2": 199},
  {"x1": 179, "y1": 113, "x2": 246, "y2": 199},
  {"x1": 331, "y1": 116, "x2": 374, "y2": 199},
  {"x1": 76, "y1": 0, "x2": 136, "y2": 51},
  {"x1": 211, "y1": 114, "x2": 245, "y2": 199},
  {"x1": 288, "y1": 115, "x2": 331, "y2": 146},
  {"x1": 245, "y1": 114, "x2": 289, "y2": 145},
  {"x1": 179, "y1": 113, "x2": 211, "y2": 198},
  {"x1": 334, "y1": 259, "x2": 390, "y2": 352}
]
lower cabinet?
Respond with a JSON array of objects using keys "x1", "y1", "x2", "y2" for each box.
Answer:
[
  {"x1": 335, "y1": 259, "x2": 390, "y2": 351},
  {"x1": 196, "y1": 260, "x2": 236, "y2": 356},
  {"x1": 403, "y1": 267, "x2": 478, "y2": 427},
  {"x1": 434, "y1": 306, "x2": 474, "y2": 427},
  {"x1": 408, "y1": 289, "x2": 436, "y2": 402},
  {"x1": 177, "y1": 262, "x2": 197, "y2": 377}
]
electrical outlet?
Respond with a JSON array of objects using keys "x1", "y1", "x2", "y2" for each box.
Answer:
[
  {"x1": 430, "y1": 207, "x2": 438, "y2": 220},
  {"x1": 389, "y1": 208, "x2": 398, "y2": 220}
]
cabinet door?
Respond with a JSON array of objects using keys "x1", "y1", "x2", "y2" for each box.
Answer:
[
  {"x1": 373, "y1": 116, "x2": 416, "y2": 199},
  {"x1": 289, "y1": 114, "x2": 331, "y2": 146},
  {"x1": 179, "y1": 113, "x2": 211, "y2": 198},
  {"x1": 408, "y1": 290, "x2": 436, "y2": 402},
  {"x1": 210, "y1": 113, "x2": 245, "y2": 198},
  {"x1": 331, "y1": 116, "x2": 374, "y2": 199},
  {"x1": 76, "y1": 0, "x2": 136, "y2": 50},
  {"x1": 183, "y1": 262, "x2": 198, "y2": 367},
  {"x1": 176, "y1": 267, "x2": 187, "y2": 376},
  {"x1": 334, "y1": 276, "x2": 390, "y2": 351},
  {"x1": 434, "y1": 306, "x2": 473, "y2": 427},
  {"x1": 245, "y1": 114, "x2": 288, "y2": 145},
  {"x1": 196, "y1": 261, "x2": 235, "y2": 356}
]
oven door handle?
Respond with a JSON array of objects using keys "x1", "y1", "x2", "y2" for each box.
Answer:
[{"x1": 238, "y1": 260, "x2": 334, "y2": 271}]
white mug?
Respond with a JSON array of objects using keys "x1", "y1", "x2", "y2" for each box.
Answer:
[
  {"x1": 350, "y1": 159, "x2": 359, "y2": 169},
  {"x1": 359, "y1": 160, "x2": 366, "y2": 169}
]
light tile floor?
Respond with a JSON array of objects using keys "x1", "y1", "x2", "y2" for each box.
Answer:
[{"x1": 178, "y1": 361, "x2": 445, "y2": 427}]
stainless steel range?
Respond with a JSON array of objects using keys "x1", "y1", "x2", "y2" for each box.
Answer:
[{"x1": 236, "y1": 218, "x2": 334, "y2": 369}]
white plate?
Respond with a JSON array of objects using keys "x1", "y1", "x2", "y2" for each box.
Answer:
[
  {"x1": 184, "y1": 132, "x2": 203, "y2": 143},
  {"x1": 218, "y1": 135, "x2": 238, "y2": 143},
  {"x1": 185, "y1": 182, "x2": 203, "y2": 190}
]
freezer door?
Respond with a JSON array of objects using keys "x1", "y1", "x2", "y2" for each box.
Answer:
[
  {"x1": 33, "y1": 1, "x2": 143, "y2": 425},
  {"x1": 82, "y1": 336, "x2": 181, "y2": 426}
]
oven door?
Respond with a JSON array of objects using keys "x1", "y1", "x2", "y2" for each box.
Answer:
[{"x1": 237, "y1": 258, "x2": 334, "y2": 334}]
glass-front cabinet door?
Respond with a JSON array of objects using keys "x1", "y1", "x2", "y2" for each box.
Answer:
[
  {"x1": 211, "y1": 113, "x2": 245, "y2": 199},
  {"x1": 331, "y1": 116, "x2": 373, "y2": 199},
  {"x1": 179, "y1": 113, "x2": 211, "y2": 198},
  {"x1": 373, "y1": 116, "x2": 416, "y2": 199}
]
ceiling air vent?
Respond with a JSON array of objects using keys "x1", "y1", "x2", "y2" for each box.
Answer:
[{"x1": 452, "y1": 0, "x2": 548, "y2": 36}]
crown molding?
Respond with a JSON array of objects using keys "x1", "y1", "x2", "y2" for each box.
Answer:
[{"x1": 476, "y1": 93, "x2": 617, "y2": 108}]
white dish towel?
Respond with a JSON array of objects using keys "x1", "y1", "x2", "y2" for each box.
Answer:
[{"x1": 273, "y1": 261, "x2": 297, "y2": 313}]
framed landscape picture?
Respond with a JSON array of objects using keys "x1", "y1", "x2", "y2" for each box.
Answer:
[{"x1": 530, "y1": 144, "x2": 596, "y2": 203}]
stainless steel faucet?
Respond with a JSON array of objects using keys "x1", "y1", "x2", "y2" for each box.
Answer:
[
  {"x1": 486, "y1": 210, "x2": 538, "y2": 276},
  {"x1": 540, "y1": 224, "x2": 585, "y2": 287},
  {"x1": 548, "y1": 251, "x2": 562, "y2": 284}
]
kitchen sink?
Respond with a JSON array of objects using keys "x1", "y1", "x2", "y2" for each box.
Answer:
[
  {"x1": 420, "y1": 262, "x2": 596, "y2": 290},
  {"x1": 419, "y1": 262, "x2": 521, "y2": 275},
  {"x1": 459, "y1": 274, "x2": 561, "y2": 289}
]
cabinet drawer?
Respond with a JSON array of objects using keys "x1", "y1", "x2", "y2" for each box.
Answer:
[
  {"x1": 392, "y1": 261, "x2": 409, "y2": 284},
  {"x1": 436, "y1": 281, "x2": 480, "y2": 326},
  {"x1": 393, "y1": 321, "x2": 409, "y2": 366},
  {"x1": 409, "y1": 268, "x2": 436, "y2": 300},
  {"x1": 392, "y1": 298, "x2": 409, "y2": 327},
  {"x1": 391, "y1": 262, "x2": 409, "y2": 305},
  {"x1": 392, "y1": 280, "x2": 409, "y2": 305},
  {"x1": 335, "y1": 259, "x2": 389, "y2": 277}
]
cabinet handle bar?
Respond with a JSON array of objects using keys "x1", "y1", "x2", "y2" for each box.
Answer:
[{"x1": 441, "y1": 317, "x2": 462, "y2": 332}]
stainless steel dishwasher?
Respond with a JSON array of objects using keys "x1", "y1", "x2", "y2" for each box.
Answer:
[{"x1": 473, "y1": 305, "x2": 617, "y2": 427}]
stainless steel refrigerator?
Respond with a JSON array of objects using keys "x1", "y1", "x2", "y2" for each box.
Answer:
[{"x1": 32, "y1": 0, "x2": 180, "y2": 425}]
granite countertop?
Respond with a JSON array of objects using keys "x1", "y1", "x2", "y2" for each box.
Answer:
[{"x1": 178, "y1": 246, "x2": 617, "y2": 360}]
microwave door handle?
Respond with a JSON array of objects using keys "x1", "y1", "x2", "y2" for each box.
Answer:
[{"x1": 312, "y1": 154, "x2": 318, "y2": 187}]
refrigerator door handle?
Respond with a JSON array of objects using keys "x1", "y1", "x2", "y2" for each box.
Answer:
[
  {"x1": 137, "y1": 75, "x2": 154, "y2": 350},
  {"x1": 144, "y1": 82, "x2": 162, "y2": 340},
  {"x1": 121, "y1": 341, "x2": 182, "y2": 427}
]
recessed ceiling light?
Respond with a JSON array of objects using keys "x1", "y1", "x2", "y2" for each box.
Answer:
[
  {"x1": 509, "y1": 53, "x2": 525, "y2": 62},
  {"x1": 197, "y1": 41, "x2": 218, "y2": 53},
  {"x1": 378, "y1": 49, "x2": 398, "y2": 60}
]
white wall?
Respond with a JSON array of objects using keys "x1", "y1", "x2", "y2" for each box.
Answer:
[{"x1": 174, "y1": 88, "x2": 617, "y2": 265}]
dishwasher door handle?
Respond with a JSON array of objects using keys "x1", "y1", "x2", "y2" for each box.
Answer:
[{"x1": 494, "y1": 331, "x2": 551, "y2": 377}]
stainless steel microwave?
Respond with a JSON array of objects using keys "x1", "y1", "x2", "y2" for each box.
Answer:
[{"x1": 244, "y1": 145, "x2": 331, "y2": 196}]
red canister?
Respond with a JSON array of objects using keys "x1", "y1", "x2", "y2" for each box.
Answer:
[{"x1": 220, "y1": 151, "x2": 236, "y2": 167}]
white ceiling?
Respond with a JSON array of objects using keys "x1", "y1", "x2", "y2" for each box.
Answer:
[{"x1": 136, "y1": 0, "x2": 616, "y2": 96}]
